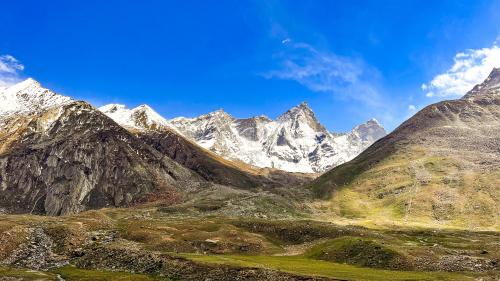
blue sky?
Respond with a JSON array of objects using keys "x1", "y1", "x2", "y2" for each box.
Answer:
[{"x1": 1, "y1": 0, "x2": 499, "y2": 131}]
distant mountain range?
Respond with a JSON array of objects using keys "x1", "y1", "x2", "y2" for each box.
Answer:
[{"x1": 100, "y1": 102, "x2": 386, "y2": 173}]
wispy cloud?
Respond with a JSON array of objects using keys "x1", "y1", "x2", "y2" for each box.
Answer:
[
  {"x1": 422, "y1": 40, "x2": 500, "y2": 98},
  {"x1": 0, "y1": 54, "x2": 24, "y2": 87},
  {"x1": 263, "y1": 40, "x2": 383, "y2": 107},
  {"x1": 281, "y1": 38, "x2": 291, "y2": 44}
]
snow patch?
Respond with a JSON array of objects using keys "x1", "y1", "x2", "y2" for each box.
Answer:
[
  {"x1": 0, "y1": 78, "x2": 73, "y2": 117},
  {"x1": 99, "y1": 103, "x2": 172, "y2": 131}
]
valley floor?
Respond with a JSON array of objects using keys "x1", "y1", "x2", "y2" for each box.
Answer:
[{"x1": 0, "y1": 202, "x2": 498, "y2": 281}]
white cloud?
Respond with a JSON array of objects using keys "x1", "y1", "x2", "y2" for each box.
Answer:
[
  {"x1": 422, "y1": 41, "x2": 500, "y2": 98},
  {"x1": 0, "y1": 55, "x2": 24, "y2": 87},
  {"x1": 263, "y1": 41, "x2": 382, "y2": 107},
  {"x1": 408, "y1": 104, "x2": 416, "y2": 111},
  {"x1": 281, "y1": 38, "x2": 291, "y2": 44}
]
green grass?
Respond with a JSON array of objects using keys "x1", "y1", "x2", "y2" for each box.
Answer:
[
  {"x1": 0, "y1": 266, "x2": 170, "y2": 281},
  {"x1": 0, "y1": 267, "x2": 57, "y2": 280},
  {"x1": 304, "y1": 236, "x2": 410, "y2": 269},
  {"x1": 309, "y1": 145, "x2": 500, "y2": 229},
  {"x1": 52, "y1": 265, "x2": 170, "y2": 281},
  {"x1": 179, "y1": 254, "x2": 476, "y2": 281}
]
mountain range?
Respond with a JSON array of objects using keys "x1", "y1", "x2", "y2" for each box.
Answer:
[
  {"x1": 0, "y1": 79, "x2": 203, "y2": 215},
  {"x1": 0, "y1": 79, "x2": 312, "y2": 215},
  {"x1": 0, "y1": 68, "x2": 498, "y2": 281},
  {"x1": 100, "y1": 102, "x2": 386, "y2": 173},
  {"x1": 1, "y1": 68, "x2": 498, "y2": 226}
]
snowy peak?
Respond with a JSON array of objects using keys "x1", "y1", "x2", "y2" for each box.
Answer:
[
  {"x1": 277, "y1": 102, "x2": 313, "y2": 122},
  {"x1": 463, "y1": 68, "x2": 500, "y2": 99},
  {"x1": 99, "y1": 103, "x2": 126, "y2": 113},
  {"x1": 99, "y1": 103, "x2": 169, "y2": 130},
  {"x1": 169, "y1": 102, "x2": 386, "y2": 173},
  {"x1": 202, "y1": 109, "x2": 234, "y2": 121},
  {"x1": 277, "y1": 102, "x2": 327, "y2": 135},
  {"x1": 350, "y1": 118, "x2": 386, "y2": 143},
  {"x1": 0, "y1": 78, "x2": 73, "y2": 116},
  {"x1": 6, "y1": 77, "x2": 41, "y2": 92}
]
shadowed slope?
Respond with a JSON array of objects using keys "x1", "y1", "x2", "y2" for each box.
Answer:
[
  {"x1": 136, "y1": 128, "x2": 314, "y2": 189},
  {"x1": 0, "y1": 80, "x2": 200, "y2": 215}
]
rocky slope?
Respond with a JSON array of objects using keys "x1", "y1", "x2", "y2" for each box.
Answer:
[
  {"x1": 99, "y1": 104, "x2": 312, "y2": 189},
  {"x1": 310, "y1": 69, "x2": 500, "y2": 228},
  {"x1": 0, "y1": 79, "x2": 199, "y2": 215},
  {"x1": 168, "y1": 102, "x2": 386, "y2": 173}
]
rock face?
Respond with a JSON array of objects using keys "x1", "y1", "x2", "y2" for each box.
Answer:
[
  {"x1": 99, "y1": 104, "x2": 312, "y2": 189},
  {"x1": 168, "y1": 102, "x2": 386, "y2": 173},
  {"x1": 311, "y1": 69, "x2": 500, "y2": 228},
  {"x1": 135, "y1": 129, "x2": 312, "y2": 189},
  {"x1": 462, "y1": 67, "x2": 500, "y2": 99},
  {"x1": 0, "y1": 80, "x2": 197, "y2": 215}
]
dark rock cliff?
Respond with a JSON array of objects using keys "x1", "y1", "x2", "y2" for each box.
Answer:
[{"x1": 0, "y1": 102, "x2": 199, "y2": 215}]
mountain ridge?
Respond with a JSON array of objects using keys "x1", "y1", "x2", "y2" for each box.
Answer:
[
  {"x1": 310, "y1": 68, "x2": 500, "y2": 228},
  {"x1": 0, "y1": 80, "x2": 201, "y2": 215},
  {"x1": 163, "y1": 102, "x2": 385, "y2": 173}
]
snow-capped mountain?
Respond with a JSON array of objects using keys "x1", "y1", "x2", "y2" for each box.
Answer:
[
  {"x1": 0, "y1": 79, "x2": 197, "y2": 215},
  {"x1": 0, "y1": 78, "x2": 73, "y2": 117},
  {"x1": 169, "y1": 102, "x2": 386, "y2": 173},
  {"x1": 101, "y1": 102, "x2": 386, "y2": 173},
  {"x1": 99, "y1": 103, "x2": 170, "y2": 130}
]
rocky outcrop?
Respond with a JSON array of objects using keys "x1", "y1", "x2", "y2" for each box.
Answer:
[
  {"x1": 462, "y1": 67, "x2": 500, "y2": 99},
  {"x1": 1, "y1": 227, "x2": 67, "y2": 270},
  {"x1": 0, "y1": 81, "x2": 199, "y2": 215},
  {"x1": 74, "y1": 246, "x2": 334, "y2": 281},
  {"x1": 136, "y1": 128, "x2": 311, "y2": 189}
]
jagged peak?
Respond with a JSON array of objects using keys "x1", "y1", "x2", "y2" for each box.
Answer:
[
  {"x1": 131, "y1": 104, "x2": 168, "y2": 124},
  {"x1": 255, "y1": 115, "x2": 272, "y2": 122},
  {"x1": 99, "y1": 103, "x2": 126, "y2": 113},
  {"x1": 3, "y1": 78, "x2": 41, "y2": 95},
  {"x1": 350, "y1": 118, "x2": 387, "y2": 143},
  {"x1": 481, "y1": 67, "x2": 500, "y2": 88},
  {"x1": 0, "y1": 78, "x2": 73, "y2": 116},
  {"x1": 490, "y1": 67, "x2": 500, "y2": 76},
  {"x1": 463, "y1": 67, "x2": 500, "y2": 99},
  {"x1": 202, "y1": 108, "x2": 234, "y2": 120},
  {"x1": 134, "y1": 104, "x2": 154, "y2": 111},
  {"x1": 210, "y1": 108, "x2": 227, "y2": 114},
  {"x1": 352, "y1": 118, "x2": 385, "y2": 130},
  {"x1": 99, "y1": 103, "x2": 169, "y2": 130},
  {"x1": 100, "y1": 103, "x2": 159, "y2": 115},
  {"x1": 366, "y1": 118, "x2": 383, "y2": 127},
  {"x1": 297, "y1": 101, "x2": 310, "y2": 109},
  {"x1": 277, "y1": 101, "x2": 314, "y2": 122},
  {"x1": 12, "y1": 77, "x2": 40, "y2": 88},
  {"x1": 293, "y1": 101, "x2": 313, "y2": 112}
]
